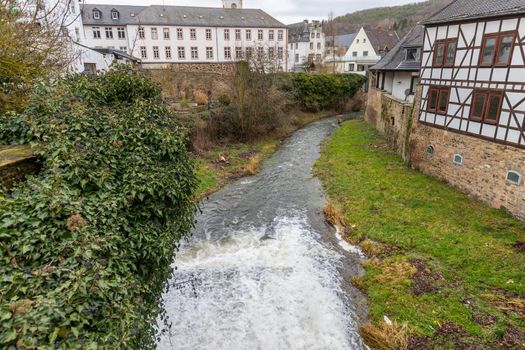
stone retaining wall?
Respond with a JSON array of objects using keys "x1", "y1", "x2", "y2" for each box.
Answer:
[{"x1": 0, "y1": 146, "x2": 40, "y2": 190}]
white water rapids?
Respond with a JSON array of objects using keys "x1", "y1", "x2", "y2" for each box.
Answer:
[{"x1": 157, "y1": 117, "x2": 366, "y2": 350}]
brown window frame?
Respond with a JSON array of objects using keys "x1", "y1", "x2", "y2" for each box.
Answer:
[
  {"x1": 469, "y1": 90, "x2": 504, "y2": 124},
  {"x1": 426, "y1": 86, "x2": 450, "y2": 115},
  {"x1": 433, "y1": 39, "x2": 457, "y2": 67},
  {"x1": 479, "y1": 31, "x2": 516, "y2": 67}
]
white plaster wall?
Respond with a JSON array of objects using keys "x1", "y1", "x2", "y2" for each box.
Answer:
[
  {"x1": 70, "y1": 43, "x2": 113, "y2": 73},
  {"x1": 392, "y1": 72, "x2": 415, "y2": 101}
]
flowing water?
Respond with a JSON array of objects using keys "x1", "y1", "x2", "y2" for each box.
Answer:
[{"x1": 157, "y1": 117, "x2": 367, "y2": 350}]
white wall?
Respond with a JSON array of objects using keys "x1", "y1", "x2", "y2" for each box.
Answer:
[
  {"x1": 392, "y1": 72, "x2": 416, "y2": 102},
  {"x1": 70, "y1": 43, "x2": 113, "y2": 73}
]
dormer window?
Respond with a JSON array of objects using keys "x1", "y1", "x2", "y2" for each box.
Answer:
[
  {"x1": 111, "y1": 10, "x2": 119, "y2": 20},
  {"x1": 406, "y1": 47, "x2": 420, "y2": 61},
  {"x1": 93, "y1": 9, "x2": 101, "y2": 20}
]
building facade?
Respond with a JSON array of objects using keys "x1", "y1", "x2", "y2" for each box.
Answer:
[
  {"x1": 371, "y1": 25, "x2": 423, "y2": 102},
  {"x1": 411, "y1": 0, "x2": 525, "y2": 218},
  {"x1": 287, "y1": 20, "x2": 325, "y2": 71},
  {"x1": 78, "y1": 1, "x2": 288, "y2": 71},
  {"x1": 340, "y1": 27, "x2": 399, "y2": 75}
]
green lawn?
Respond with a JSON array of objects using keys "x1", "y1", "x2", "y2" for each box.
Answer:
[{"x1": 315, "y1": 119, "x2": 525, "y2": 349}]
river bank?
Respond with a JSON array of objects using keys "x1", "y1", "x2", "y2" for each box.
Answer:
[
  {"x1": 315, "y1": 119, "x2": 525, "y2": 350},
  {"x1": 194, "y1": 111, "x2": 334, "y2": 198}
]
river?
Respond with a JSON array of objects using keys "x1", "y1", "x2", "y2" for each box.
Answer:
[{"x1": 157, "y1": 116, "x2": 367, "y2": 350}]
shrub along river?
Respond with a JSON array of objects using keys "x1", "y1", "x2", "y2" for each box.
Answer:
[{"x1": 157, "y1": 117, "x2": 367, "y2": 349}]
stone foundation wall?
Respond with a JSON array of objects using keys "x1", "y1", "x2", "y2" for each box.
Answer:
[
  {"x1": 142, "y1": 62, "x2": 235, "y2": 74},
  {"x1": 146, "y1": 66, "x2": 233, "y2": 102},
  {"x1": 365, "y1": 87, "x2": 415, "y2": 161},
  {"x1": 0, "y1": 146, "x2": 40, "y2": 190},
  {"x1": 409, "y1": 120, "x2": 525, "y2": 219}
]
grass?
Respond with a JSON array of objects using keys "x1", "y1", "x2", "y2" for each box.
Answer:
[
  {"x1": 194, "y1": 139, "x2": 279, "y2": 198},
  {"x1": 315, "y1": 119, "x2": 525, "y2": 349}
]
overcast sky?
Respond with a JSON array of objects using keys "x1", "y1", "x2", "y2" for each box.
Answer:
[{"x1": 85, "y1": 0, "x2": 420, "y2": 24}]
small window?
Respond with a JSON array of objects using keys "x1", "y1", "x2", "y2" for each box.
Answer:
[
  {"x1": 480, "y1": 32, "x2": 515, "y2": 66},
  {"x1": 246, "y1": 29, "x2": 252, "y2": 41},
  {"x1": 138, "y1": 27, "x2": 145, "y2": 40},
  {"x1": 117, "y1": 27, "x2": 126, "y2": 39},
  {"x1": 363, "y1": 51, "x2": 368, "y2": 57},
  {"x1": 352, "y1": 51, "x2": 357, "y2": 57},
  {"x1": 191, "y1": 47, "x2": 198, "y2": 59},
  {"x1": 153, "y1": 46, "x2": 159, "y2": 59},
  {"x1": 349, "y1": 64, "x2": 354, "y2": 71},
  {"x1": 178, "y1": 47, "x2": 185, "y2": 59},
  {"x1": 224, "y1": 47, "x2": 232, "y2": 59},
  {"x1": 151, "y1": 28, "x2": 158, "y2": 40},
  {"x1": 224, "y1": 29, "x2": 230, "y2": 40},
  {"x1": 140, "y1": 46, "x2": 147, "y2": 59},
  {"x1": 427, "y1": 87, "x2": 449, "y2": 114},
  {"x1": 433, "y1": 39, "x2": 457, "y2": 67},
  {"x1": 453, "y1": 154, "x2": 463, "y2": 166},
  {"x1": 207, "y1": 47, "x2": 214, "y2": 59},
  {"x1": 163, "y1": 28, "x2": 170, "y2": 40},
  {"x1": 469, "y1": 90, "x2": 503, "y2": 124},
  {"x1": 111, "y1": 10, "x2": 119, "y2": 20},
  {"x1": 363, "y1": 38, "x2": 366, "y2": 43},
  {"x1": 190, "y1": 28, "x2": 196, "y2": 40},
  {"x1": 506, "y1": 171, "x2": 522, "y2": 186},
  {"x1": 426, "y1": 145, "x2": 435, "y2": 156},
  {"x1": 410, "y1": 76, "x2": 418, "y2": 94},
  {"x1": 165, "y1": 46, "x2": 172, "y2": 59},
  {"x1": 406, "y1": 48, "x2": 420, "y2": 61},
  {"x1": 93, "y1": 9, "x2": 101, "y2": 20},
  {"x1": 177, "y1": 28, "x2": 183, "y2": 40},
  {"x1": 258, "y1": 30, "x2": 264, "y2": 41}
]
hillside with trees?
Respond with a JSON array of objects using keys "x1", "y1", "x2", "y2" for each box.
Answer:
[{"x1": 332, "y1": 0, "x2": 452, "y2": 36}]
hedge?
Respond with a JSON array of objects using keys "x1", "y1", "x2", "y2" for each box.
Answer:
[
  {"x1": 279, "y1": 73, "x2": 367, "y2": 112},
  {"x1": 0, "y1": 66, "x2": 198, "y2": 348}
]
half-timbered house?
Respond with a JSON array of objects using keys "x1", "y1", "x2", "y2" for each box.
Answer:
[{"x1": 410, "y1": 0, "x2": 525, "y2": 218}]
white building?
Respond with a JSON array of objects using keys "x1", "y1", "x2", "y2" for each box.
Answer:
[
  {"x1": 338, "y1": 26, "x2": 399, "y2": 75},
  {"x1": 370, "y1": 25, "x2": 423, "y2": 102},
  {"x1": 78, "y1": 0, "x2": 288, "y2": 71},
  {"x1": 287, "y1": 20, "x2": 325, "y2": 71}
]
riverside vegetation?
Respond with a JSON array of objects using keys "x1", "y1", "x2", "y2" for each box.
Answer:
[
  {"x1": 0, "y1": 65, "x2": 365, "y2": 347},
  {"x1": 315, "y1": 119, "x2": 525, "y2": 350}
]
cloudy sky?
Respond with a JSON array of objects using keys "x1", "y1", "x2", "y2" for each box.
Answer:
[{"x1": 86, "y1": 0, "x2": 420, "y2": 24}]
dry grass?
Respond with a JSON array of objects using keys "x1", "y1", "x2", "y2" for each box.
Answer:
[
  {"x1": 193, "y1": 90, "x2": 209, "y2": 105},
  {"x1": 361, "y1": 239, "x2": 383, "y2": 257},
  {"x1": 243, "y1": 155, "x2": 261, "y2": 176},
  {"x1": 351, "y1": 275, "x2": 366, "y2": 292},
  {"x1": 370, "y1": 258, "x2": 417, "y2": 284},
  {"x1": 360, "y1": 320, "x2": 410, "y2": 350},
  {"x1": 323, "y1": 202, "x2": 346, "y2": 228}
]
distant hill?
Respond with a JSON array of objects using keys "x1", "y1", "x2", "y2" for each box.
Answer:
[{"x1": 332, "y1": 0, "x2": 452, "y2": 37}]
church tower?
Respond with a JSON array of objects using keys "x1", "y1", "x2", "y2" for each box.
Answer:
[{"x1": 222, "y1": 0, "x2": 243, "y2": 9}]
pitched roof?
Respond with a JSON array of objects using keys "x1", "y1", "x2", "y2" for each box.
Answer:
[
  {"x1": 329, "y1": 33, "x2": 357, "y2": 48},
  {"x1": 288, "y1": 21, "x2": 310, "y2": 43},
  {"x1": 82, "y1": 5, "x2": 146, "y2": 25},
  {"x1": 366, "y1": 29, "x2": 399, "y2": 53},
  {"x1": 371, "y1": 25, "x2": 424, "y2": 71},
  {"x1": 82, "y1": 4, "x2": 286, "y2": 28},
  {"x1": 423, "y1": 0, "x2": 525, "y2": 25}
]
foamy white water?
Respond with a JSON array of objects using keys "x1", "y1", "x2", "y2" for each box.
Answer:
[{"x1": 157, "y1": 215, "x2": 362, "y2": 350}]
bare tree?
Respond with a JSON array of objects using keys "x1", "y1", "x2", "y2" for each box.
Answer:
[
  {"x1": 325, "y1": 10, "x2": 337, "y2": 74},
  {"x1": 0, "y1": 0, "x2": 76, "y2": 112}
]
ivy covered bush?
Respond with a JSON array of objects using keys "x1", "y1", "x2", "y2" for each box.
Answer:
[
  {"x1": 280, "y1": 73, "x2": 367, "y2": 112},
  {"x1": 0, "y1": 66, "x2": 197, "y2": 348}
]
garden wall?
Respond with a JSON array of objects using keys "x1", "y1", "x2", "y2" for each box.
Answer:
[{"x1": 0, "y1": 145, "x2": 39, "y2": 189}]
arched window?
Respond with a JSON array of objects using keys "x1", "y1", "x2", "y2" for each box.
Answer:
[
  {"x1": 111, "y1": 9, "x2": 119, "y2": 20},
  {"x1": 93, "y1": 9, "x2": 101, "y2": 20},
  {"x1": 231, "y1": 3, "x2": 237, "y2": 8}
]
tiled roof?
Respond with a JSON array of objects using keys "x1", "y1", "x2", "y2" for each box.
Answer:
[
  {"x1": 423, "y1": 0, "x2": 525, "y2": 25},
  {"x1": 366, "y1": 29, "x2": 399, "y2": 53},
  {"x1": 370, "y1": 25, "x2": 424, "y2": 71},
  {"x1": 82, "y1": 4, "x2": 286, "y2": 28}
]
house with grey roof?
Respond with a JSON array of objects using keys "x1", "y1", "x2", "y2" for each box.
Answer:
[
  {"x1": 324, "y1": 33, "x2": 358, "y2": 72},
  {"x1": 370, "y1": 25, "x2": 424, "y2": 102},
  {"x1": 73, "y1": 0, "x2": 288, "y2": 71},
  {"x1": 338, "y1": 26, "x2": 399, "y2": 75}
]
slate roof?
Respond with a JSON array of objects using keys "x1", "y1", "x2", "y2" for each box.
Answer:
[
  {"x1": 370, "y1": 25, "x2": 424, "y2": 71},
  {"x1": 366, "y1": 29, "x2": 400, "y2": 54},
  {"x1": 288, "y1": 21, "x2": 310, "y2": 43},
  {"x1": 327, "y1": 33, "x2": 357, "y2": 48},
  {"x1": 82, "y1": 4, "x2": 286, "y2": 28},
  {"x1": 423, "y1": 0, "x2": 525, "y2": 25},
  {"x1": 82, "y1": 5, "x2": 145, "y2": 25}
]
